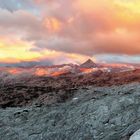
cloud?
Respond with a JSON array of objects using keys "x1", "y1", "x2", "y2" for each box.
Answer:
[
  {"x1": 32, "y1": 0, "x2": 140, "y2": 55},
  {"x1": 0, "y1": 0, "x2": 140, "y2": 64},
  {"x1": 0, "y1": 0, "x2": 36, "y2": 12},
  {"x1": 95, "y1": 54, "x2": 140, "y2": 64}
]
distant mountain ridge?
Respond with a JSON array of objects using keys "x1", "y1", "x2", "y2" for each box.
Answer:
[{"x1": 0, "y1": 59, "x2": 97, "y2": 68}]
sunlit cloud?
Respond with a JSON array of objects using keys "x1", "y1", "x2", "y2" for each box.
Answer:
[
  {"x1": 0, "y1": 37, "x2": 41, "y2": 62},
  {"x1": 43, "y1": 17, "x2": 62, "y2": 32},
  {"x1": 0, "y1": 0, "x2": 140, "y2": 64}
]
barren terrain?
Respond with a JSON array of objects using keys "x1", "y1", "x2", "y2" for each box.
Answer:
[{"x1": 0, "y1": 60, "x2": 140, "y2": 140}]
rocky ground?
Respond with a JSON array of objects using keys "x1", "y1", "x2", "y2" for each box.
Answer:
[
  {"x1": 0, "y1": 83, "x2": 140, "y2": 140},
  {"x1": 1, "y1": 69, "x2": 140, "y2": 108}
]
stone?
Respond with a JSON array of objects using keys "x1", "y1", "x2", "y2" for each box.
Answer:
[
  {"x1": 130, "y1": 129, "x2": 140, "y2": 140},
  {"x1": 0, "y1": 83, "x2": 140, "y2": 140}
]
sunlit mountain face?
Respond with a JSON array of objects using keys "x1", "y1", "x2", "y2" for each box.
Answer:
[
  {"x1": 0, "y1": 0, "x2": 140, "y2": 64},
  {"x1": 0, "y1": 59, "x2": 137, "y2": 79}
]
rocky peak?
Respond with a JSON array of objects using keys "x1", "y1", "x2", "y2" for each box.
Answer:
[{"x1": 80, "y1": 59, "x2": 97, "y2": 68}]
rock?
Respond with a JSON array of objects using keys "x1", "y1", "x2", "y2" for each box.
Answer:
[
  {"x1": 0, "y1": 83, "x2": 140, "y2": 139},
  {"x1": 80, "y1": 59, "x2": 97, "y2": 68},
  {"x1": 130, "y1": 129, "x2": 140, "y2": 140}
]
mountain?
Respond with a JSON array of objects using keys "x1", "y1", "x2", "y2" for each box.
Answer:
[{"x1": 80, "y1": 59, "x2": 97, "y2": 68}]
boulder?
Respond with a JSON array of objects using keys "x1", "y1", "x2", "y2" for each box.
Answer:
[{"x1": 130, "y1": 129, "x2": 140, "y2": 140}]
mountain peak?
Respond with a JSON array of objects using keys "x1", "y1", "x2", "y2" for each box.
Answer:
[{"x1": 80, "y1": 59, "x2": 97, "y2": 68}]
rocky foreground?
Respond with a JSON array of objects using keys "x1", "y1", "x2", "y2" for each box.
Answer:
[{"x1": 1, "y1": 83, "x2": 140, "y2": 140}]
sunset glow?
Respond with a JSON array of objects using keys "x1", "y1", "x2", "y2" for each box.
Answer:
[
  {"x1": 35, "y1": 68, "x2": 49, "y2": 76},
  {"x1": 1, "y1": 1, "x2": 140, "y2": 138},
  {"x1": 80, "y1": 68, "x2": 96, "y2": 74},
  {"x1": 0, "y1": 37, "x2": 41, "y2": 62},
  {"x1": 0, "y1": 0, "x2": 140, "y2": 64},
  {"x1": 43, "y1": 17, "x2": 62, "y2": 32}
]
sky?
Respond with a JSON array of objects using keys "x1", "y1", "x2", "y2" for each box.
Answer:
[{"x1": 0, "y1": 0, "x2": 140, "y2": 65}]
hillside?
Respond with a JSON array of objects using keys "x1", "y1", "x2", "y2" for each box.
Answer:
[{"x1": 1, "y1": 68, "x2": 140, "y2": 108}]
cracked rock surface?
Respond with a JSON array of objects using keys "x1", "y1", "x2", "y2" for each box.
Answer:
[{"x1": 0, "y1": 83, "x2": 140, "y2": 140}]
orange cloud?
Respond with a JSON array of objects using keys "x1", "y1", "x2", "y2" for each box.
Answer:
[
  {"x1": 0, "y1": 36, "x2": 88, "y2": 64},
  {"x1": 0, "y1": 37, "x2": 41, "y2": 62},
  {"x1": 1, "y1": 0, "x2": 140, "y2": 64},
  {"x1": 43, "y1": 17, "x2": 62, "y2": 32}
]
